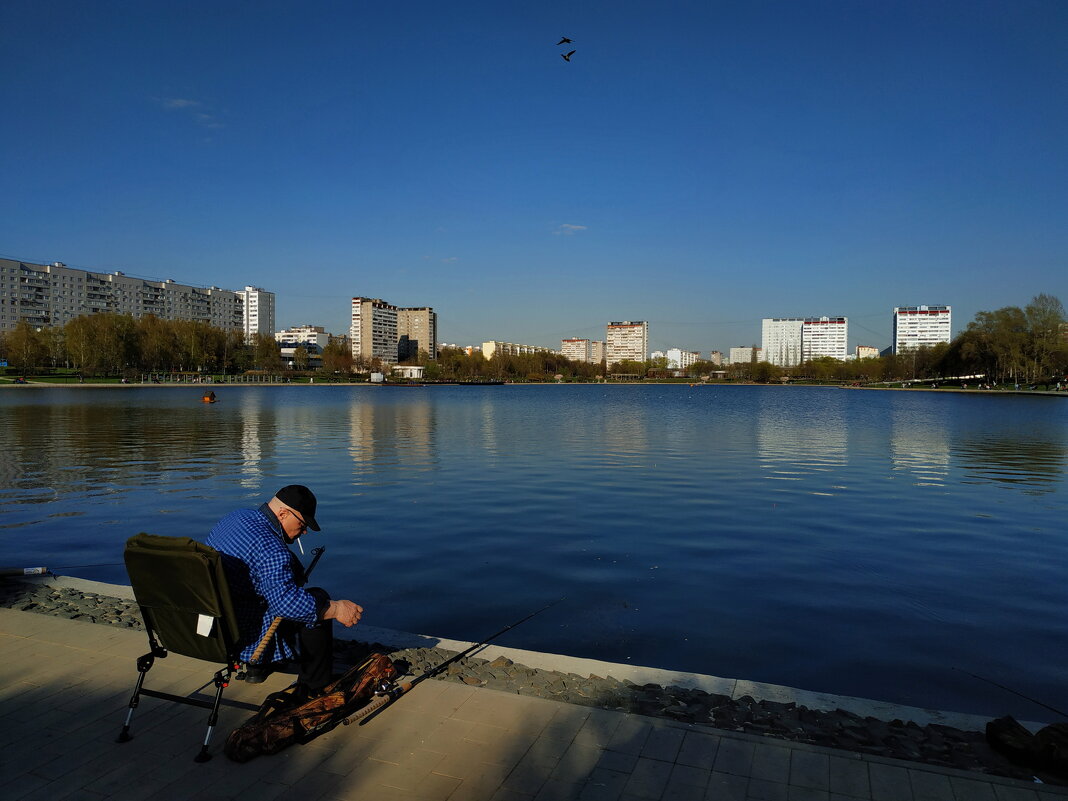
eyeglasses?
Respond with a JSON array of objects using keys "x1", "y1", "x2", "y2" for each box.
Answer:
[{"x1": 288, "y1": 509, "x2": 308, "y2": 533}]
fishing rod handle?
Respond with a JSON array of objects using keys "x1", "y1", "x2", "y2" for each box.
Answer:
[
  {"x1": 250, "y1": 548, "x2": 326, "y2": 665},
  {"x1": 249, "y1": 617, "x2": 282, "y2": 665},
  {"x1": 341, "y1": 686, "x2": 409, "y2": 726}
]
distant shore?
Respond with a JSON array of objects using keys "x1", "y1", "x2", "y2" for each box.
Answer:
[{"x1": 1, "y1": 379, "x2": 1065, "y2": 397}]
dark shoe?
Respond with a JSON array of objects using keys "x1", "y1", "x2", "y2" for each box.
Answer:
[{"x1": 242, "y1": 664, "x2": 273, "y2": 684}]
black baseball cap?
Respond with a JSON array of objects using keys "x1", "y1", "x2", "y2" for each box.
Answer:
[{"x1": 275, "y1": 485, "x2": 321, "y2": 531}]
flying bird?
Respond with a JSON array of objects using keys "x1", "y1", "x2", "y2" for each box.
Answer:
[
  {"x1": 557, "y1": 37, "x2": 573, "y2": 45},
  {"x1": 561, "y1": 50, "x2": 575, "y2": 62}
]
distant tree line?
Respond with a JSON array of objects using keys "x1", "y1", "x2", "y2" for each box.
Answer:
[
  {"x1": 0, "y1": 314, "x2": 281, "y2": 376},
  {"x1": 1, "y1": 294, "x2": 1065, "y2": 383}
]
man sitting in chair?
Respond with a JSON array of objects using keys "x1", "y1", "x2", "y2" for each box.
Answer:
[{"x1": 206, "y1": 485, "x2": 363, "y2": 700}]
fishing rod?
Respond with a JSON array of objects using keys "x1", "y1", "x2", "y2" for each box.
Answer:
[
  {"x1": 955, "y1": 667, "x2": 1068, "y2": 720},
  {"x1": 249, "y1": 546, "x2": 325, "y2": 664},
  {"x1": 342, "y1": 597, "x2": 565, "y2": 727}
]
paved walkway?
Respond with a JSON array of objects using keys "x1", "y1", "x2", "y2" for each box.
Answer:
[{"x1": 1, "y1": 608, "x2": 1064, "y2": 801}]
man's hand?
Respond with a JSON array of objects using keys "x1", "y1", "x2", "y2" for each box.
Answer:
[{"x1": 325, "y1": 599, "x2": 363, "y2": 627}]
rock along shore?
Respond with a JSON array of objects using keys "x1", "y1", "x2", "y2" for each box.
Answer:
[{"x1": 0, "y1": 577, "x2": 1044, "y2": 783}]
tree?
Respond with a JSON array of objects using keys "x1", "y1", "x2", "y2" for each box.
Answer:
[
  {"x1": 1024, "y1": 294, "x2": 1066, "y2": 382},
  {"x1": 137, "y1": 315, "x2": 177, "y2": 372},
  {"x1": 320, "y1": 341, "x2": 353, "y2": 375},
  {"x1": 5, "y1": 321, "x2": 44, "y2": 371},
  {"x1": 64, "y1": 315, "x2": 103, "y2": 374},
  {"x1": 41, "y1": 327, "x2": 67, "y2": 368},
  {"x1": 252, "y1": 333, "x2": 281, "y2": 372},
  {"x1": 293, "y1": 346, "x2": 309, "y2": 371}
]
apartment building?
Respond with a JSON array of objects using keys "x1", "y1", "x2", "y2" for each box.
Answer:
[
  {"x1": 482, "y1": 341, "x2": 556, "y2": 359},
  {"x1": 761, "y1": 318, "x2": 805, "y2": 367},
  {"x1": 665, "y1": 348, "x2": 700, "y2": 369},
  {"x1": 561, "y1": 337, "x2": 605, "y2": 364},
  {"x1": 708, "y1": 351, "x2": 724, "y2": 366},
  {"x1": 892, "y1": 305, "x2": 951, "y2": 353},
  {"x1": 350, "y1": 297, "x2": 399, "y2": 364},
  {"x1": 397, "y1": 306, "x2": 437, "y2": 362},
  {"x1": 729, "y1": 346, "x2": 762, "y2": 364},
  {"x1": 561, "y1": 338, "x2": 591, "y2": 362},
  {"x1": 238, "y1": 286, "x2": 275, "y2": 341},
  {"x1": 802, "y1": 317, "x2": 848, "y2": 361},
  {"x1": 275, "y1": 325, "x2": 331, "y2": 351},
  {"x1": 856, "y1": 345, "x2": 880, "y2": 359},
  {"x1": 0, "y1": 258, "x2": 249, "y2": 333},
  {"x1": 350, "y1": 297, "x2": 438, "y2": 364},
  {"x1": 606, "y1": 321, "x2": 648, "y2": 367}
]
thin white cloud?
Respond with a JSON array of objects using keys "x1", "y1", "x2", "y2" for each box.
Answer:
[
  {"x1": 157, "y1": 97, "x2": 225, "y2": 129},
  {"x1": 441, "y1": 256, "x2": 459, "y2": 263},
  {"x1": 554, "y1": 223, "x2": 588, "y2": 236},
  {"x1": 161, "y1": 98, "x2": 200, "y2": 109}
]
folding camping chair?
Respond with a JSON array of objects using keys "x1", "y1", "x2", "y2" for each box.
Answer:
[{"x1": 117, "y1": 533, "x2": 245, "y2": 762}]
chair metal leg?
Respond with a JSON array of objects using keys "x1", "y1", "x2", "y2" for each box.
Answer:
[
  {"x1": 117, "y1": 651, "x2": 156, "y2": 743},
  {"x1": 193, "y1": 666, "x2": 233, "y2": 762}
]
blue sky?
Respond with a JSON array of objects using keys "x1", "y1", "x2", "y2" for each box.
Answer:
[{"x1": 2, "y1": 1, "x2": 1065, "y2": 354}]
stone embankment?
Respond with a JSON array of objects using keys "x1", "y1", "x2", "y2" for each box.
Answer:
[{"x1": 0, "y1": 579, "x2": 1039, "y2": 782}]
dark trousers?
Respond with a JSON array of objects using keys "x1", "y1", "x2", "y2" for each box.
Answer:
[{"x1": 275, "y1": 619, "x2": 334, "y2": 690}]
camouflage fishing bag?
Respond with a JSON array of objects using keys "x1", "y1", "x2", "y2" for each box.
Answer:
[{"x1": 224, "y1": 652, "x2": 397, "y2": 762}]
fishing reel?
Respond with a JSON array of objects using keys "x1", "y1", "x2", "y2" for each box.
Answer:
[{"x1": 373, "y1": 678, "x2": 398, "y2": 697}]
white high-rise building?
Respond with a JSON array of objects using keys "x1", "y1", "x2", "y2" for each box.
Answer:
[
  {"x1": 238, "y1": 286, "x2": 276, "y2": 341},
  {"x1": 561, "y1": 338, "x2": 592, "y2": 362},
  {"x1": 606, "y1": 321, "x2": 648, "y2": 367},
  {"x1": 665, "y1": 348, "x2": 700, "y2": 369},
  {"x1": 761, "y1": 318, "x2": 805, "y2": 367},
  {"x1": 801, "y1": 317, "x2": 848, "y2": 361},
  {"x1": 892, "y1": 305, "x2": 951, "y2": 353}
]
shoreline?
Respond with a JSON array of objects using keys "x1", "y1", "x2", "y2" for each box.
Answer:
[
  {"x1": 0, "y1": 573, "x2": 1051, "y2": 782},
  {"x1": 1, "y1": 380, "x2": 1065, "y2": 397}
]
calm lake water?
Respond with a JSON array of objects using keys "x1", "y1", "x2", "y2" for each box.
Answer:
[{"x1": 1, "y1": 384, "x2": 1066, "y2": 719}]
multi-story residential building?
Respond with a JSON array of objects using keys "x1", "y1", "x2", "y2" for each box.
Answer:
[
  {"x1": 761, "y1": 318, "x2": 805, "y2": 367},
  {"x1": 350, "y1": 297, "x2": 437, "y2": 365},
  {"x1": 892, "y1": 305, "x2": 951, "y2": 353},
  {"x1": 561, "y1": 338, "x2": 592, "y2": 362},
  {"x1": 351, "y1": 297, "x2": 399, "y2": 364},
  {"x1": 708, "y1": 351, "x2": 724, "y2": 366},
  {"x1": 729, "y1": 346, "x2": 762, "y2": 364},
  {"x1": 482, "y1": 341, "x2": 556, "y2": 359},
  {"x1": 606, "y1": 321, "x2": 648, "y2": 367},
  {"x1": 275, "y1": 325, "x2": 331, "y2": 351},
  {"x1": 802, "y1": 317, "x2": 848, "y2": 361},
  {"x1": 0, "y1": 258, "x2": 250, "y2": 332},
  {"x1": 561, "y1": 338, "x2": 605, "y2": 363},
  {"x1": 237, "y1": 286, "x2": 275, "y2": 341},
  {"x1": 856, "y1": 345, "x2": 880, "y2": 360},
  {"x1": 665, "y1": 348, "x2": 700, "y2": 369},
  {"x1": 397, "y1": 306, "x2": 437, "y2": 362}
]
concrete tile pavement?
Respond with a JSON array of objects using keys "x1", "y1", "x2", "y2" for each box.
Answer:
[{"x1": 0, "y1": 607, "x2": 1065, "y2": 801}]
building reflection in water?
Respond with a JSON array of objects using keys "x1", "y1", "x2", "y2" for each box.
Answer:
[
  {"x1": 755, "y1": 392, "x2": 847, "y2": 493},
  {"x1": 952, "y1": 434, "x2": 1066, "y2": 495},
  {"x1": 238, "y1": 390, "x2": 268, "y2": 489},
  {"x1": 347, "y1": 396, "x2": 435, "y2": 483},
  {"x1": 889, "y1": 403, "x2": 950, "y2": 487}
]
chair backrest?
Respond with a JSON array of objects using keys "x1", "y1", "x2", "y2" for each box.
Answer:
[{"x1": 124, "y1": 533, "x2": 242, "y2": 663}]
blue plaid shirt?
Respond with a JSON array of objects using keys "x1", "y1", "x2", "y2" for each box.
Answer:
[{"x1": 206, "y1": 504, "x2": 327, "y2": 663}]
